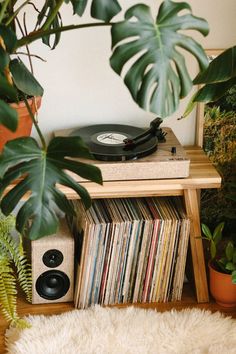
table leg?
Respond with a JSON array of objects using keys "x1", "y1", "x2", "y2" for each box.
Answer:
[{"x1": 184, "y1": 189, "x2": 209, "y2": 303}]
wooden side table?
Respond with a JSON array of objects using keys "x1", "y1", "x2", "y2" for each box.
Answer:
[
  {"x1": 59, "y1": 146, "x2": 221, "y2": 303},
  {"x1": 5, "y1": 146, "x2": 221, "y2": 303}
]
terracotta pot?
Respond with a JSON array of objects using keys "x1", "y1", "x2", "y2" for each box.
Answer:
[
  {"x1": 209, "y1": 261, "x2": 236, "y2": 308},
  {"x1": 0, "y1": 96, "x2": 42, "y2": 152}
]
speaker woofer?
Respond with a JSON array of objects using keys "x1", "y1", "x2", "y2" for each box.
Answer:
[
  {"x1": 43, "y1": 249, "x2": 63, "y2": 268},
  {"x1": 36, "y1": 270, "x2": 70, "y2": 300}
]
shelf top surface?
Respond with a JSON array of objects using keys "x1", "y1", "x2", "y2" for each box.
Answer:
[
  {"x1": 60, "y1": 146, "x2": 222, "y2": 198},
  {"x1": 5, "y1": 146, "x2": 221, "y2": 199}
]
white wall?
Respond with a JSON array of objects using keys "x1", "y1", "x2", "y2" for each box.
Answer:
[{"x1": 27, "y1": 0, "x2": 236, "y2": 146}]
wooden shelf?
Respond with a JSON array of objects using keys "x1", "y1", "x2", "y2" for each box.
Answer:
[
  {"x1": 59, "y1": 147, "x2": 221, "y2": 303},
  {"x1": 5, "y1": 146, "x2": 222, "y2": 304},
  {"x1": 57, "y1": 147, "x2": 221, "y2": 199},
  {"x1": 58, "y1": 146, "x2": 220, "y2": 304}
]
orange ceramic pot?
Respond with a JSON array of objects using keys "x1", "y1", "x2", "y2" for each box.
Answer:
[
  {"x1": 0, "y1": 96, "x2": 42, "y2": 152},
  {"x1": 209, "y1": 261, "x2": 236, "y2": 308}
]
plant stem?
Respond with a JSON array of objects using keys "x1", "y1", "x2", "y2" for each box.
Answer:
[
  {"x1": 0, "y1": 0, "x2": 11, "y2": 24},
  {"x1": 5, "y1": 0, "x2": 31, "y2": 26},
  {"x1": 41, "y1": 0, "x2": 64, "y2": 31},
  {"x1": 23, "y1": 96, "x2": 46, "y2": 150},
  {"x1": 16, "y1": 22, "x2": 113, "y2": 49}
]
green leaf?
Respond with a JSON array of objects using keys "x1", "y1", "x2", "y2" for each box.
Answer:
[
  {"x1": 193, "y1": 46, "x2": 236, "y2": 104},
  {"x1": 182, "y1": 90, "x2": 198, "y2": 118},
  {"x1": 217, "y1": 258, "x2": 228, "y2": 273},
  {"x1": 194, "y1": 77, "x2": 236, "y2": 104},
  {"x1": 91, "y1": 0, "x2": 121, "y2": 22},
  {"x1": 0, "y1": 99, "x2": 18, "y2": 131},
  {"x1": 218, "y1": 257, "x2": 227, "y2": 267},
  {"x1": 9, "y1": 59, "x2": 44, "y2": 97},
  {"x1": 0, "y1": 136, "x2": 102, "y2": 240},
  {"x1": 225, "y1": 262, "x2": 236, "y2": 271},
  {"x1": 110, "y1": 1, "x2": 209, "y2": 118},
  {"x1": 0, "y1": 25, "x2": 17, "y2": 53},
  {"x1": 37, "y1": 0, "x2": 62, "y2": 49},
  {"x1": 67, "y1": 0, "x2": 88, "y2": 15},
  {"x1": 69, "y1": 0, "x2": 121, "y2": 21},
  {"x1": 225, "y1": 241, "x2": 234, "y2": 261},
  {"x1": 194, "y1": 46, "x2": 236, "y2": 84},
  {"x1": 210, "y1": 240, "x2": 216, "y2": 259},
  {"x1": 232, "y1": 270, "x2": 236, "y2": 284},
  {"x1": 201, "y1": 223, "x2": 212, "y2": 240},
  {"x1": 212, "y1": 222, "x2": 224, "y2": 244}
]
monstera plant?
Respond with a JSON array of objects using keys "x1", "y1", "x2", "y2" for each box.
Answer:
[{"x1": 0, "y1": 0, "x2": 234, "y2": 241}]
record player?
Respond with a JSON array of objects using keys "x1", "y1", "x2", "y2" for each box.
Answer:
[
  {"x1": 54, "y1": 118, "x2": 190, "y2": 181},
  {"x1": 69, "y1": 118, "x2": 165, "y2": 162}
]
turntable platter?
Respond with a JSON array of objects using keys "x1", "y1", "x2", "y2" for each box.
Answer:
[{"x1": 70, "y1": 124, "x2": 158, "y2": 161}]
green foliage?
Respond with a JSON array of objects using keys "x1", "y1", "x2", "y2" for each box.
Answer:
[
  {"x1": 209, "y1": 84, "x2": 236, "y2": 112},
  {"x1": 201, "y1": 106, "x2": 236, "y2": 235},
  {"x1": 0, "y1": 212, "x2": 31, "y2": 328},
  {"x1": 110, "y1": 1, "x2": 209, "y2": 117},
  {"x1": 201, "y1": 222, "x2": 236, "y2": 284},
  {"x1": 68, "y1": 0, "x2": 121, "y2": 21},
  {"x1": 9, "y1": 59, "x2": 44, "y2": 97},
  {"x1": 0, "y1": 0, "x2": 210, "y2": 240},
  {"x1": 0, "y1": 0, "x2": 235, "y2": 241},
  {"x1": 0, "y1": 136, "x2": 102, "y2": 240},
  {"x1": 193, "y1": 46, "x2": 236, "y2": 105}
]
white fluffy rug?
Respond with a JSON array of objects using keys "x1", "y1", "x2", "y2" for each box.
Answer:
[{"x1": 5, "y1": 306, "x2": 236, "y2": 354}]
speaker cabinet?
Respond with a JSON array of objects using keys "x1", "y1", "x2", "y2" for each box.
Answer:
[{"x1": 29, "y1": 220, "x2": 74, "y2": 304}]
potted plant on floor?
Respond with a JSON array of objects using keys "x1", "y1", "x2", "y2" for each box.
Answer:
[
  {"x1": 201, "y1": 222, "x2": 236, "y2": 307},
  {"x1": 0, "y1": 211, "x2": 32, "y2": 328},
  {"x1": 0, "y1": 0, "x2": 212, "y2": 241}
]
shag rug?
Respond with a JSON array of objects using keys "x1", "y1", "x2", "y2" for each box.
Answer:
[{"x1": 5, "y1": 306, "x2": 236, "y2": 354}]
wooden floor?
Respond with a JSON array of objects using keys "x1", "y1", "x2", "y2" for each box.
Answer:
[{"x1": 1, "y1": 284, "x2": 236, "y2": 353}]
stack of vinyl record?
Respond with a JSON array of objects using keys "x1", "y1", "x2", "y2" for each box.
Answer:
[{"x1": 70, "y1": 197, "x2": 190, "y2": 309}]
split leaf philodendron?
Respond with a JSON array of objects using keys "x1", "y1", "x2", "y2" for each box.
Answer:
[{"x1": 0, "y1": 1, "x2": 235, "y2": 240}]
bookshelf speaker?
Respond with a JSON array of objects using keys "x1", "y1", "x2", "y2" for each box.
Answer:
[{"x1": 29, "y1": 220, "x2": 74, "y2": 304}]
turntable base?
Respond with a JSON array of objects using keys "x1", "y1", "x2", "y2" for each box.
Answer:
[{"x1": 54, "y1": 127, "x2": 190, "y2": 181}]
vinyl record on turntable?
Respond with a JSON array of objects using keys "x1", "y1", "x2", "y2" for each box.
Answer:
[{"x1": 70, "y1": 123, "x2": 159, "y2": 161}]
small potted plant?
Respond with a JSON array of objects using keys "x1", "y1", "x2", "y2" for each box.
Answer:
[{"x1": 201, "y1": 222, "x2": 236, "y2": 307}]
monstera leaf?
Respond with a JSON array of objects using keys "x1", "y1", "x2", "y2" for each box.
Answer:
[
  {"x1": 193, "y1": 46, "x2": 236, "y2": 103},
  {"x1": 0, "y1": 136, "x2": 102, "y2": 240},
  {"x1": 110, "y1": 1, "x2": 209, "y2": 118},
  {"x1": 68, "y1": 0, "x2": 121, "y2": 21}
]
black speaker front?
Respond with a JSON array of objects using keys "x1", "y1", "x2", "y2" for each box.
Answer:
[{"x1": 35, "y1": 270, "x2": 70, "y2": 300}]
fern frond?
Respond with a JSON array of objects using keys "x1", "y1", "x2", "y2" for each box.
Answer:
[
  {"x1": 0, "y1": 212, "x2": 32, "y2": 328},
  {"x1": 0, "y1": 223, "x2": 32, "y2": 302},
  {"x1": 0, "y1": 214, "x2": 15, "y2": 235},
  {"x1": 0, "y1": 258, "x2": 18, "y2": 324}
]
